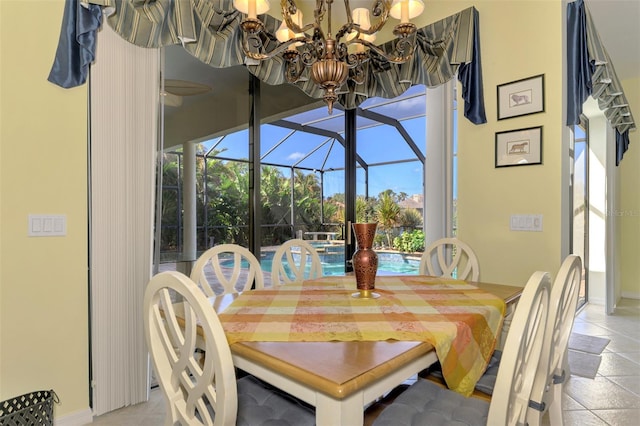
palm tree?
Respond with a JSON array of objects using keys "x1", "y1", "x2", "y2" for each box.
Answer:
[
  {"x1": 398, "y1": 208, "x2": 423, "y2": 230},
  {"x1": 375, "y1": 192, "x2": 400, "y2": 248}
]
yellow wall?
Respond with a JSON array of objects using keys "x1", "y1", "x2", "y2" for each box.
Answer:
[
  {"x1": 0, "y1": 0, "x2": 89, "y2": 417},
  {"x1": 419, "y1": 0, "x2": 565, "y2": 285},
  {"x1": 619, "y1": 76, "x2": 640, "y2": 297}
]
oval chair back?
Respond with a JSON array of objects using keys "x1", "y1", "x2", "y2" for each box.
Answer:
[
  {"x1": 271, "y1": 239, "x2": 323, "y2": 285},
  {"x1": 144, "y1": 271, "x2": 237, "y2": 425},
  {"x1": 144, "y1": 271, "x2": 316, "y2": 426},
  {"x1": 526, "y1": 255, "x2": 582, "y2": 425},
  {"x1": 190, "y1": 244, "x2": 264, "y2": 297},
  {"x1": 419, "y1": 237, "x2": 480, "y2": 281}
]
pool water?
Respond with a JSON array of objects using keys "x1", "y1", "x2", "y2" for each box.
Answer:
[{"x1": 248, "y1": 245, "x2": 420, "y2": 276}]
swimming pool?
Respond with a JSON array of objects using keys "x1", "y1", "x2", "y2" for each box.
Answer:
[{"x1": 258, "y1": 244, "x2": 420, "y2": 276}]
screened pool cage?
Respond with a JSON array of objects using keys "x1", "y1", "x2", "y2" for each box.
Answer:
[{"x1": 158, "y1": 77, "x2": 427, "y2": 266}]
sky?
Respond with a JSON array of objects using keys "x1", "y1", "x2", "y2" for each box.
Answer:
[{"x1": 200, "y1": 111, "x2": 428, "y2": 198}]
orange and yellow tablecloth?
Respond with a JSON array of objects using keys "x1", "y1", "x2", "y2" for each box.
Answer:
[{"x1": 218, "y1": 275, "x2": 506, "y2": 396}]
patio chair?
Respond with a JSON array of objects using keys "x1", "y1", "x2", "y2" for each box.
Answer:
[
  {"x1": 271, "y1": 239, "x2": 323, "y2": 285},
  {"x1": 143, "y1": 271, "x2": 315, "y2": 426},
  {"x1": 190, "y1": 244, "x2": 264, "y2": 297},
  {"x1": 372, "y1": 270, "x2": 552, "y2": 426},
  {"x1": 419, "y1": 237, "x2": 480, "y2": 281}
]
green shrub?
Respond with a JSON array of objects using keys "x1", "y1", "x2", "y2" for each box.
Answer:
[{"x1": 393, "y1": 230, "x2": 425, "y2": 253}]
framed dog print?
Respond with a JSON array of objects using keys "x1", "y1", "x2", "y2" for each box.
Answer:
[
  {"x1": 497, "y1": 74, "x2": 545, "y2": 120},
  {"x1": 495, "y1": 126, "x2": 543, "y2": 167}
]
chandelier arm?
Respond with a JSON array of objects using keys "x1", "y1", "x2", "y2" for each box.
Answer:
[
  {"x1": 341, "y1": 0, "x2": 354, "y2": 31},
  {"x1": 243, "y1": 36, "x2": 309, "y2": 61},
  {"x1": 314, "y1": 0, "x2": 328, "y2": 36},
  {"x1": 363, "y1": 0, "x2": 392, "y2": 34},
  {"x1": 284, "y1": 58, "x2": 306, "y2": 83},
  {"x1": 354, "y1": 38, "x2": 415, "y2": 64}
]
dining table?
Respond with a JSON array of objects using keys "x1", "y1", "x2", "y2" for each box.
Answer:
[{"x1": 208, "y1": 274, "x2": 522, "y2": 426}]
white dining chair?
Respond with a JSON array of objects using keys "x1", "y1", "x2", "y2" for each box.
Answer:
[
  {"x1": 144, "y1": 271, "x2": 315, "y2": 426},
  {"x1": 527, "y1": 255, "x2": 582, "y2": 426},
  {"x1": 419, "y1": 237, "x2": 480, "y2": 281},
  {"x1": 427, "y1": 256, "x2": 584, "y2": 419},
  {"x1": 421, "y1": 256, "x2": 583, "y2": 424},
  {"x1": 270, "y1": 239, "x2": 323, "y2": 285},
  {"x1": 190, "y1": 244, "x2": 264, "y2": 297},
  {"x1": 372, "y1": 270, "x2": 552, "y2": 426}
]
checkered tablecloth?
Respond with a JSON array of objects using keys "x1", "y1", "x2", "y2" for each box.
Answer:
[{"x1": 218, "y1": 275, "x2": 506, "y2": 396}]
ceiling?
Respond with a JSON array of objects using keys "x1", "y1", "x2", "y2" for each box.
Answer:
[
  {"x1": 163, "y1": 0, "x2": 640, "y2": 120},
  {"x1": 585, "y1": 0, "x2": 640, "y2": 81}
]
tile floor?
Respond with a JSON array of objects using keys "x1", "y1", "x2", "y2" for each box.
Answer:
[
  {"x1": 559, "y1": 298, "x2": 640, "y2": 425},
  {"x1": 88, "y1": 299, "x2": 640, "y2": 425}
]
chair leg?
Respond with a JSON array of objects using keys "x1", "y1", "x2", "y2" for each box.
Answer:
[{"x1": 549, "y1": 383, "x2": 564, "y2": 425}]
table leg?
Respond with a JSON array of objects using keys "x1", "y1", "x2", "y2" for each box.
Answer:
[
  {"x1": 498, "y1": 300, "x2": 519, "y2": 350},
  {"x1": 315, "y1": 391, "x2": 364, "y2": 426}
]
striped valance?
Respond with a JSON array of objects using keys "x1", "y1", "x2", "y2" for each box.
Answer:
[
  {"x1": 567, "y1": 0, "x2": 635, "y2": 165},
  {"x1": 49, "y1": 0, "x2": 486, "y2": 124}
]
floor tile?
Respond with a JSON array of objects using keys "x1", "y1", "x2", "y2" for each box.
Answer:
[
  {"x1": 599, "y1": 352, "x2": 640, "y2": 376},
  {"x1": 565, "y1": 376, "x2": 640, "y2": 410},
  {"x1": 591, "y1": 408, "x2": 640, "y2": 425},
  {"x1": 562, "y1": 409, "x2": 609, "y2": 425}
]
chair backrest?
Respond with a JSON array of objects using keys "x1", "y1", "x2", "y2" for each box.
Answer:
[
  {"x1": 144, "y1": 271, "x2": 238, "y2": 426},
  {"x1": 190, "y1": 244, "x2": 264, "y2": 297},
  {"x1": 419, "y1": 237, "x2": 480, "y2": 281},
  {"x1": 527, "y1": 255, "x2": 582, "y2": 424},
  {"x1": 270, "y1": 239, "x2": 323, "y2": 285},
  {"x1": 486, "y1": 270, "x2": 551, "y2": 425}
]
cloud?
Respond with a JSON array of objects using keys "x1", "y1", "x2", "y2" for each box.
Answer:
[{"x1": 287, "y1": 152, "x2": 305, "y2": 161}]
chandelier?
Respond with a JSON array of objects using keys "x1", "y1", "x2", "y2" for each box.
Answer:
[{"x1": 234, "y1": 0, "x2": 424, "y2": 114}]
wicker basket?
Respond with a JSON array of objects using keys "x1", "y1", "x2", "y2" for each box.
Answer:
[{"x1": 0, "y1": 390, "x2": 58, "y2": 426}]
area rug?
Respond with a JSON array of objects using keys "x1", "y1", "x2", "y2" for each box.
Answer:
[
  {"x1": 568, "y1": 332, "x2": 610, "y2": 354},
  {"x1": 568, "y1": 349, "x2": 602, "y2": 379}
]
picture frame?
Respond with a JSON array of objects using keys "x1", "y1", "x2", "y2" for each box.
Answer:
[
  {"x1": 495, "y1": 126, "x2": 543, "y2": 168},
  {"x1": 497, "y1": 74, "x2": 545, "y2": 120}
]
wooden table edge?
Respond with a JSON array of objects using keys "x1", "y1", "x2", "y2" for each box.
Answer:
[{"x1": 230, "y1": 340, "x2": 435, "y2": 399}]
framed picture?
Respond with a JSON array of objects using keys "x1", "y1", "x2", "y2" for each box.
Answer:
[
  {"x1": 495, "y1": 126, "x2": 543, "y2": 168},
  {"x1": 497, "y1": 74, "x2": 545, "y2": 120}
]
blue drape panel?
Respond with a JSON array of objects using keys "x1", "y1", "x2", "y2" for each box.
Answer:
[
  {"x1": 616, "y1": 130, "x2": 630, "y2": 166},
  {"x1": 48, "y1": 0, "x2": 102, "y2": 88},
  {"x1": 457, "y1": 8, "x2": 486, "y2": 125},
  {"x1": 566, "y1": 0, "x2": 593, "y2": 127}
]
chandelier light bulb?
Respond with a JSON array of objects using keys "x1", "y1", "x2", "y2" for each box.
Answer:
[
  {"x1": 276, "y1": 10, "x2": 303, "y2": 46},
  {"x1": 390, "y1": 0, "x2": 424, "y2": 23},
  {"x1": 353, "y1": 8, "x2": 372, "y2": 30},
  {"x1": 347, "y1": 8, "x2": 376, "y2": 52},
  {"x1": 233, "y1": 0, "x2": 270, "y2": 19}
]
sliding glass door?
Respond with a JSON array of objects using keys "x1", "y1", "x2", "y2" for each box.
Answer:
[{"x1": 571, "y1": 118, "x2": 589, "y2": 309}]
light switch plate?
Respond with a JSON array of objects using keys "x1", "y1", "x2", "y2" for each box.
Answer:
[
  {"x1": 510, "y1": 214, "x2": 543, "y2": 232},
  {"x1": 29, "y1": 214, "x2": 67, "y2": 237}
]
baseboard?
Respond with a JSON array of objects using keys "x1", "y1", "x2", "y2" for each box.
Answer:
[
  {"x1": 588, "y1": 296, "x2": 605, "y2": 306},
  {"x1": 587, "y1": 293, "x2": 639, "y2": 307},
  {"x1": 54, "y1": 408, "x2": 93, "y2": 426}
]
